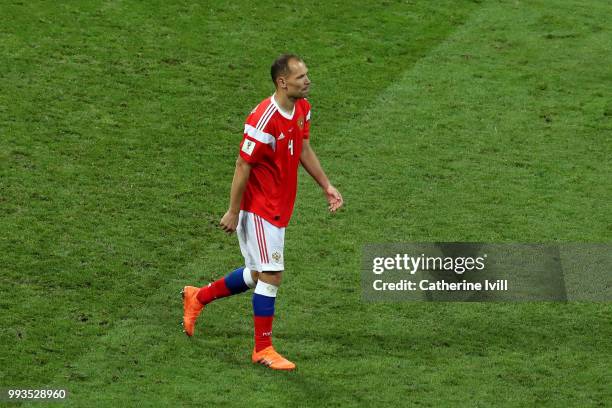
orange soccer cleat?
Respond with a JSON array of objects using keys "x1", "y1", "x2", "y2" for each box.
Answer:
[
  {"x1": 251, "y1": 346, "x2": 296, "y2": 371},
  {"x1": 181, "y1": 286, "x2": 204, "y2": 337}
]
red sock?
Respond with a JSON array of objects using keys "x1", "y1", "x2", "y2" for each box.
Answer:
[
  {"x1": 196, "y1": 278, "x2": 231, "y2": 305},
  {"x1": 254, "y1": 316, "x2": 274, "y2": 352}
]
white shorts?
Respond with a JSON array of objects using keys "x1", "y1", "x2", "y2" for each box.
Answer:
[{"x1": 237, "y1": 211, "x2": 285, "y2": 272}]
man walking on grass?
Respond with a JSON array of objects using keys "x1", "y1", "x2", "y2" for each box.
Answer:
[{"x1": 182, "y1": 54, "x2": 343, "y2": 370}]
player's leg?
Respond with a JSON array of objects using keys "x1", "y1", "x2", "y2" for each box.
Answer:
[
  {"x1": 182, "y1": 266, "x2": 257, "y2": 336},
  {"x1": 249, "y1": 214, "x2": 295, "y2": 370},
  {"x1": 195, "y1": 266, "x2": 256, "y2": 305},
  {"x1": 252, "y1": 270, "x2": 282, "y2": 351},
  {"x1": 181, "y1": 211, "x2": 258, "y2": 337}
]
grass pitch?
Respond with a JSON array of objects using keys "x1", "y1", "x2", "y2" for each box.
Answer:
[{"x1": 1, "y1": 0, "x2": 610, "y2": 407}]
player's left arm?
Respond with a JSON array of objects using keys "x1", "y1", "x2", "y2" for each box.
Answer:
[{"x1": 300, "y1": 139, "x2": 343, "y2": 212}]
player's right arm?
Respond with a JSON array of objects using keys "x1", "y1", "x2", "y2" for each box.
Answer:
[
  {"x1": 220, "y1": 156, "x2": 251, "y2": 233},
  {"x1": 221, "y1": 100, "x2": 273, "y2": 232}
]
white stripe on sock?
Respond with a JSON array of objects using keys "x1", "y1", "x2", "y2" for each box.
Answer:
[{"x1": 254, "y1": 280, "x2": 278, "y2": 297}]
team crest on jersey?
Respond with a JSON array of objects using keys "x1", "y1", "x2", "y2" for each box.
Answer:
[
  {"x1": 272, "y1": 251, "x2": 282, "y2": 263},
  {"x1": 297, "y1": 115, "x2": 304, "y2": 130}
]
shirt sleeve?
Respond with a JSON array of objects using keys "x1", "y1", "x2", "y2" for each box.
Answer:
[
  {"x1": 239, "y1": 114, "x2": 276, "y2": 164},
  {"x1": 239, "y1": 136, "x2": 261, "y2": 164}
]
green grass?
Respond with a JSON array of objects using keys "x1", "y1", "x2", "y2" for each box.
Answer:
[{"x1": 1, "y1": 0, "x2": 611, "y2": 406}]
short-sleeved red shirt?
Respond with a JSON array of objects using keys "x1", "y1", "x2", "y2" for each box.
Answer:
[{"x1": 239, "y1": 95, "x2": 311, "y2": 227}]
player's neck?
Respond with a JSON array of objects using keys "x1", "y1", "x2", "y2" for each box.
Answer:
[{"x1": 273, "y1": 92, "x2": 296, "y2": 116}]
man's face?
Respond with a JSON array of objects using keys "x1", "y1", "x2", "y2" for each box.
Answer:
[{"x1": 281, "y1": 59, "x2": 311, "y2": 99}]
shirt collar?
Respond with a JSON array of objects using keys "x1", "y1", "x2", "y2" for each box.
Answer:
[{"x1": 271, "y1": 94, "x2": 295, "y2": 120}]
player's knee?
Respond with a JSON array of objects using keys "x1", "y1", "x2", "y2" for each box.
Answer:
[{"x1": 260, "y1": 270, "x2": 283, "y2": 286}]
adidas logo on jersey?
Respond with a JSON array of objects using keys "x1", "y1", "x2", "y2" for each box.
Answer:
[{"x1": 278, "y1": 132, "x2": 286, "y2": 140}]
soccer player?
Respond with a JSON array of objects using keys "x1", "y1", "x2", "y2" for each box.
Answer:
[{"x1": 182, "y1": 54, "x2": 343, "y2": 371}]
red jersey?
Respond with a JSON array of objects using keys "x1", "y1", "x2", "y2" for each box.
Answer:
[{"x1": 238, "y1": 95, "x2": 311, "y2": 227}]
